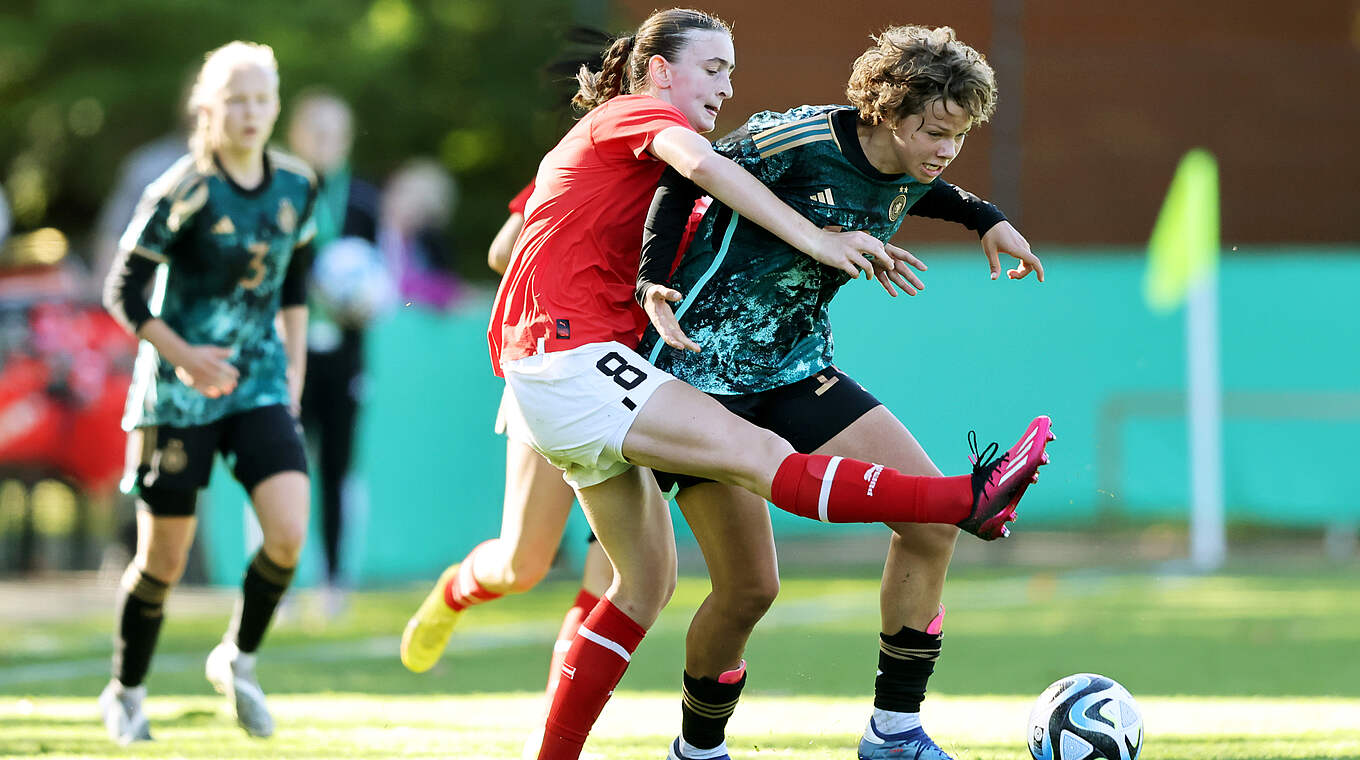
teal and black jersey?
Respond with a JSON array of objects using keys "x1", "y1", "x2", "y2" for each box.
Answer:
[
  {"x1": 640, "y1": 105, "x2": 937, "y2": 395},
  {"x1": 120, "y1": 149, "x2": 318, "y2": 429}
]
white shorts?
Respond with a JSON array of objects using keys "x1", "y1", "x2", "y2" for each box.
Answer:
[
  {"x1": 493, "y1": 385, "x2": 510, "y2": 436},
  {"x1": 500, "y1": 341, "x2": 675, "y2": 489}
]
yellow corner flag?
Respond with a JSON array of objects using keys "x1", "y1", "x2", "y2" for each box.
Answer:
[{"x1": 1145, "y1": 148, "x2": 1219, "y2": 312}]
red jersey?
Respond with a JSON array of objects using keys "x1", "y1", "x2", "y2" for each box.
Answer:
[{"x1": 489, "y1": 95, "x2": 691, "y2": 372}]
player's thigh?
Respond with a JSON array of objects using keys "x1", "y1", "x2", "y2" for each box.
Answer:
[
  {"x1": 675, "y1": 482, "x2": 779, "y2": 602},
  {"x1": 623, "y1": 379, "x2": 794, "y2": 494},
  {"x1": 574, "y1": 466, "x2": 677, "y2": 625},
  {"x1": 224, "y1": 405, "x2": 311, "y2": 556},
  {"x1": 812, "y1": 404, "x2": 940, "y2": 475},
  {"x1": 499, "y1": 438, "x2": 576, "y2": 554},
  {"x1": 226, "y1": 405, "x2": 309, "y2": 493},
  {"x1": 815, "y1": 405, "x2": 958, "y2": 546}
]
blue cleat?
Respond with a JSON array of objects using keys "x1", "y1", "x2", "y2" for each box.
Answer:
[
  {"x1": 858, "y1": 720, "x2": 954, "y2": 760},
  {"x1": 667, "y1": 736, "x2": 732, "y2": 760}
]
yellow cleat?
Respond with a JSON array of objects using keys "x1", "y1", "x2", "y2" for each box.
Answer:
[{"x1": 400, "y1": 563, "x2": 464, "y2": 673}]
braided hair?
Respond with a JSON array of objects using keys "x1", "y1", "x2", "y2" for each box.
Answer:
[{"x1": 573, "y1": 8, "x2": 730, "y2": 112}]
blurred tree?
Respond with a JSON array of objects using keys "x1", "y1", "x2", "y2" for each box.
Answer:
[{"x1": 0, "y1": 0, "x2": 611, "y2": 282}]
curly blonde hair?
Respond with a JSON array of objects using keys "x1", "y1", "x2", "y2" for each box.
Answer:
[
  {"x1": 573, "y1": 8, "x2": 731, "y2": 112},
  {"x1": 847, "y1": 25, "x2": 996, "y2": 127}
]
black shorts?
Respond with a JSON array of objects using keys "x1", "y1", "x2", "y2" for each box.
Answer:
[
  {"x1": 125, "y1": 404, "x2": 309, "y2": 517},
  {"x1": 651, "y1": 366, "x2": 882, "y2": 494}
]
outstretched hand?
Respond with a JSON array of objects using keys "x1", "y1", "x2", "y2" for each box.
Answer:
[
  {"x1": 642, "y1": 284, "x2": 700, "y2": 353},
  {"x1": 871, "y1": 242, "x2": 928, "y2": 297},
  {"x1": 981, "y1": 221, "x2": 1044, "y2": 282}
]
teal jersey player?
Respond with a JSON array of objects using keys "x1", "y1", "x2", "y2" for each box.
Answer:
[
  {"x1": 119, "y1": 149, "x2": 318, "y2": 428},
  {"x1": 640, "y1": 105, "x2": 1001, "y2": 395}
]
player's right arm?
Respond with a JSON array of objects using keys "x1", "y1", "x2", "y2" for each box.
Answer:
[
  {"x1": 102, "y1": 163, "x2": 239, "y2": 398},
  {"x1": 648, "y1": 126, "x2": 888, "y2": 281}
]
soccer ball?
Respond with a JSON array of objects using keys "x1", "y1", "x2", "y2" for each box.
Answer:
[
  {"x1": 1027, "y1": 673, "x2": 1143, "y2": 760},
  {"x1": 311, "y1": 236, "x2": 397, "y2": 328}
]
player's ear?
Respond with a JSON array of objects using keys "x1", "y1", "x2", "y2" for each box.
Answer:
[{"x1": 647, "y1": 54, "x2": 671, "y2": 88}]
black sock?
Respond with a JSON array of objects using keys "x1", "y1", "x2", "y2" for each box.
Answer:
[
  {"x1": 112, "y1": 564, "x2": 169, "y2": 688},
  {"x1": 227, "y1": 549, "x2": 295, "y2": 653},
  {"x1": 874, "y1": 626, "x2": 942, "y2": 713},
  {"x1": 681, "y1": 669, "x2": 747, "y2": 750}
]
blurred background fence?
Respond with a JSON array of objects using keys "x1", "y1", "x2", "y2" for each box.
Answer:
[{"x1": 1, "y1": 0, "x2": 1356, "y2": 584}]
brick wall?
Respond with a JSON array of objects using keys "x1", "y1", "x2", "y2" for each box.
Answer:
[{"x1": 614, "y1": 0, "x2": 1359, "y2": 244}]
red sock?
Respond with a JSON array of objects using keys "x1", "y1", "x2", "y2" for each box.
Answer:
[
  {"x1": 770, "y1": 453, "x2": 972, "y2": 524},
  {"x1": 545, "y1": 588, "x2": 600, "y2": 698},
  {"x1": 537, "y1": 597, "x2": 647, "y2": 760},
  {"x1": 443, "y1": 541, "x2": 504, "y2": 611}
]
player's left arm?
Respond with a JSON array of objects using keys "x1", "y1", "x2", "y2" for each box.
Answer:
[
  {"x1": 910, "y1": 181, "x2": 1043, "y2": 282},
  {"x1": 278, "y1": 241, "x2": 312, "y2": 415}
]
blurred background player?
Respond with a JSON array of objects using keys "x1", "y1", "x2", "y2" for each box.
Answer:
[
  {"x1": 401, "y1": 185, "x2": 615, "y2": 680},
  {"x1": 0, "y1": 185, "x2": 10, "y2": 247},
  {"x1": 378, "y1": 158, "x2": 464, "y2": 311},
  {"x1": 636, "y1": 25, "x2": 1046, "y2": 760},
  {"x1": 98, "y1": 41, "x2": 317, "y2": 744},
  {"x1": 286, "y1": 88, "x2": 382, "y2": 614},
  {"x1": 401, "y1": 38, "x2": 622, "y2": 746}
]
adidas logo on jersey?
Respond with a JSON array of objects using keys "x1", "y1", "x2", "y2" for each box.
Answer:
[
  {"x1": 809, "y1": 188, "x2": 836, "y2": 206},
  {"x1": 211, "y1": 216, "x2": 236, "y2": 235}
]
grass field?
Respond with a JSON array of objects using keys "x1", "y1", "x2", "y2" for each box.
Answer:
[{"x1": 3, "y1": 561, "x2": 1359, "y2": 759}]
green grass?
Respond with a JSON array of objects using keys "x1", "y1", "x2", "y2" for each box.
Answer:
[{"x1": 3, "y1": 566, "x2": 1359, "y2": 759}]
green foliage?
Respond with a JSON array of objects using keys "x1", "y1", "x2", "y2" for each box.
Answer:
[{"x1": 0, "y1": 0, "x2": 612, "y2": 279}]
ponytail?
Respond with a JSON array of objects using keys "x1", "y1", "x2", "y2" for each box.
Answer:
[
  {"x1": 570, "y1": 8, "x2": 731, "y2": 113},
  {"x1": 573, "y1": 35, "x2": 635, "y2": 111}
]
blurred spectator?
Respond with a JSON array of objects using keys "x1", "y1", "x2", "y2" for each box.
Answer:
[
  {"x1": 89, "y1": 89, "x2": 193, "y2": 299},
  {"x1": 378, "y1": 159, "x2": 464, "y2": 310},
  {"x1": 286, "y1": 89, "x2": 381, "y2": 609},
  {"x1": 0, "y1": 185, "x2": 10, "y2": 249}
]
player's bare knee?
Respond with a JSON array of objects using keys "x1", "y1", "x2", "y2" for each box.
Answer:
[
  {"x1": 503, "y1": 554, "x2": 552, "y2": 592},
  {"x1": 719, "y1": 428, "x2": 795, "y2": 492},
  {"x1": 262, "y1": 527, "x2": 306, "y2": 567},
  {"x1": 138, "y1": 549, "x2": 189, "y2": 586},
  {"x1": 615, "y1": 559, "x2": 676, "y2": 617},
  {"x1": 715, "y1": 576, "x2": 779, "y2": 629}
]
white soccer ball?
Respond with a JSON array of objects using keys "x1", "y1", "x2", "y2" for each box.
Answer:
[
  {"x1": 1027, "y1": 673, "x2": 1144, "y2": 760},
  {"x1": 311, "y1": 236, "x2": 396, "y2": 328}
]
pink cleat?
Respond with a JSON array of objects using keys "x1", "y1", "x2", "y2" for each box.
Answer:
[{"x1": 958, "y1": 415, "x2": 1054, "y2": 540}]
